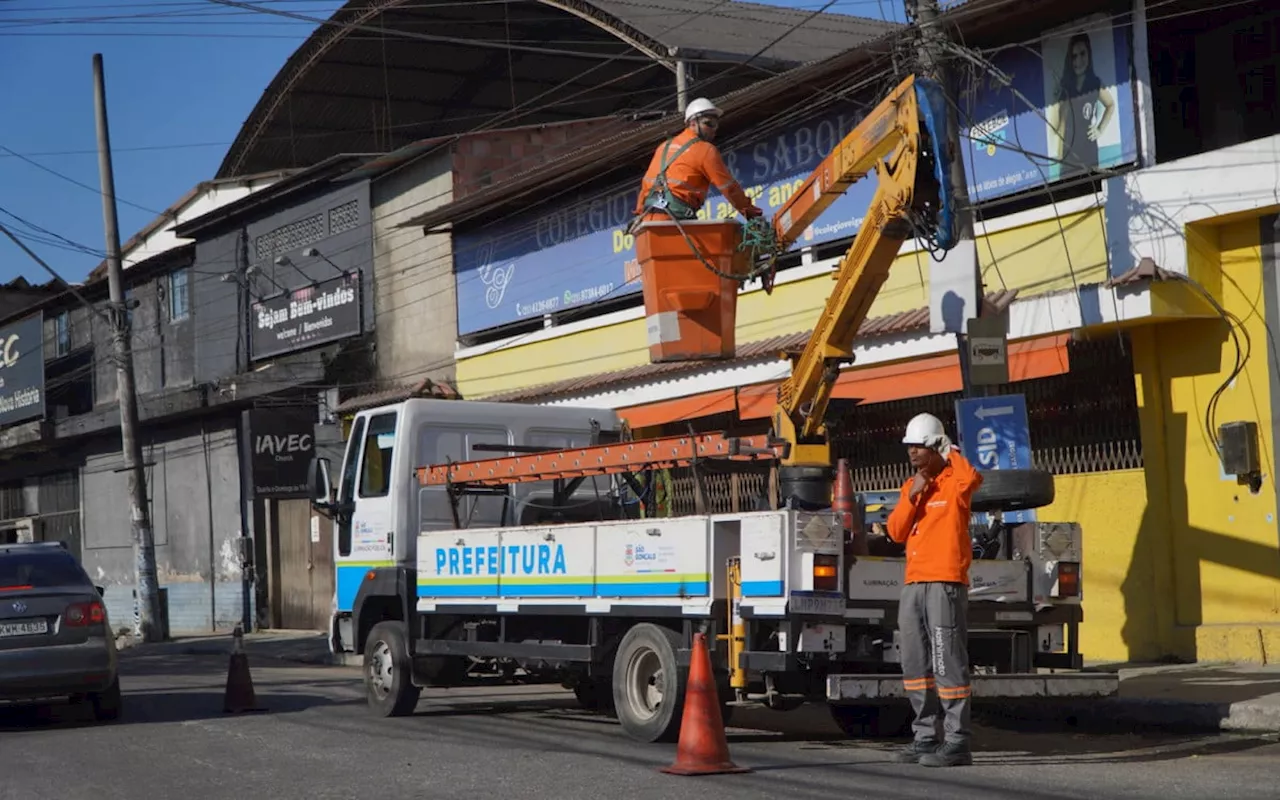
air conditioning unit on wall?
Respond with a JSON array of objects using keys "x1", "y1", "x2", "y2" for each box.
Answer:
[{"x1": 0, "y1": 517, "x2": 37, "y2": 544}]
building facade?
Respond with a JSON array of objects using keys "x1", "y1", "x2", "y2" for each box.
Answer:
[{"x1": 405, "y1": 0, "x2": 1280, "y2": 664}]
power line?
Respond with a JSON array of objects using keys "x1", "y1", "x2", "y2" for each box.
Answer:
[
  {"x1": 0, "y1": 144, "x2": 164, "y2": 216},
  {"x1": 2, "y1": 0, "x2": 1176, "y2": 396}
]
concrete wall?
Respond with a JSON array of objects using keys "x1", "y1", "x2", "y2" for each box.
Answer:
[
  {"x1": 81, "y1": 417, "x2": 250, "y2": 635},
  {"x1": 453, "y1": 119, "x2": 629, "y2": 199},
  {"x1": 193, "y1": 230, "x2": 241, "y2": 385},
  {"x1": 371, "y1": 150, "x2": 457, "y2": 384}
]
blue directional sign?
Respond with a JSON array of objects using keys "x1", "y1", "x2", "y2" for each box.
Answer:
[{"x1": 955, "y1": 393, "x2": 1036, "y2": 524}]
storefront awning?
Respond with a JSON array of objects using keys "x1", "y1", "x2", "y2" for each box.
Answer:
[{"x1": 616, "y1": 333, "x2": 1071, "y2": 427}]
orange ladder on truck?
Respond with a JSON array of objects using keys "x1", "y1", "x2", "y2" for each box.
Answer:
[{"x1": 416, "y1": 432, "x2": 790, "y2": 525}]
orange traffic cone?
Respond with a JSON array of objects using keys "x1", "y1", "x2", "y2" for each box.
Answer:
[
  {"x1": 660, "y1": 632, "x2": 751, "y2": 776},
  {"x1": 223, "y1": 624, "x2": 264, "y2": 714}
]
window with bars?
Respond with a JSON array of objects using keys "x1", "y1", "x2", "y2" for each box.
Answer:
[{"x1": 832, "y1": 333, "x2": 1144, "y2": 492}]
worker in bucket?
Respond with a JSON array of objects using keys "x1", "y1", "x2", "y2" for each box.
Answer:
[
  {"x1": 629, "y1": 97, "x2": 763, "y2": 231},
  {"x1": 883, "y1": 412, "x2": 983, "y2": 768}
]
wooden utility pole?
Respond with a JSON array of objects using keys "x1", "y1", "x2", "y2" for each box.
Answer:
[
  {"x1": 904, "y1": 0, "x2": 984, "y2": 396},
  {"x1": 92, "y1": 53, "x2": 163, "y2": 643}
]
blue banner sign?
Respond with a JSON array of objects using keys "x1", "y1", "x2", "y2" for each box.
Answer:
[
  {"x1": 960, "y1": 11, "x2": 1138, "y2": 203},
  {"x1": 954, "y1": 393, "x2": 1036, "y2": 524},
  {"x1": 453, "y1": 107, "x2": 879, "y2": 334},
  {"x1": 453, "y1": 13, "x2": 1139, "y2": 335}
]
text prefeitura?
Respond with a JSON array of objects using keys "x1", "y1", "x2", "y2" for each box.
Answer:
[{"x1": 256, "y1": 284, "x2": 355, "y2": 330}]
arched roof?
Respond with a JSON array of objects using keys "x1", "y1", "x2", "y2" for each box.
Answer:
[{"x1": 217, "y1": 0, "x2": 897, "y2": 179}]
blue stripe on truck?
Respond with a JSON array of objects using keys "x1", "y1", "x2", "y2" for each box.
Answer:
[
  {"x1": 415, "y1": 580, "x2": 712, "y2": 599},
  {"x1": 740, "y1": 580, "x2": 784, "y2": 596}
]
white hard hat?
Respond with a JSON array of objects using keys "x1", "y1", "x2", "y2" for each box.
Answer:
[
  {"x1": 902, "y1": 412, "x2": 947, "y2": 448},
  {"x1": 684, "y1": 97, "x2": 722, "y2": 122}
]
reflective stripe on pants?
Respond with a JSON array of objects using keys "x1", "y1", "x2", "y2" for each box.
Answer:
[{"x1": 898, "y1": 580, "x2": 971, "y2": 745}]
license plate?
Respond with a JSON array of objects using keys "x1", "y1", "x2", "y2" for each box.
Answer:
[
  {"x1": 0, "y1": 619, "x2": 48, "y2": 638},
  {"x1": 788, "y1": 591, "x2": 845, "y2": 616}
]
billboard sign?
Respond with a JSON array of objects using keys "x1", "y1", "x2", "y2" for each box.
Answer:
[
  {"x1": 955, "y1": 393, "x2": 1036, "y2": 524},
  {"x1": 0, "y1": 313, "x2": 44, "y2": 428},
  {"x1": 453, "y1": 106, "x2": 879, "y2": 334},
  {"x1": 960, "y1": 12, "x2": 1138, "y2": 203},
  {"x1": 247, "y1": 407, "x2": 316, "y2": 498},
  {"x1": 250, "y1": 271, "x2": 362, "y2": 361}
]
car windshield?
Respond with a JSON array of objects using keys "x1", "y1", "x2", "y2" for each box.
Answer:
[{"x1": 0, "y1": 551, "x2": 89, "y2": 590}]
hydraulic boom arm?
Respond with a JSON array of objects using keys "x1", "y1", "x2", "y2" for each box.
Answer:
[{"x1": 768, "y1": 75, "x2": 957, "y2": 468}]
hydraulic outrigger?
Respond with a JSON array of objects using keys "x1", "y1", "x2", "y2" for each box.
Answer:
[{"x1": 420, "y1": 74, "x2": 957, "y2": 509}]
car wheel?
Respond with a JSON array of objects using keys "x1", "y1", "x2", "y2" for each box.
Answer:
[{"x1": 90, "y1": 676, "x2": 123, "y2": 723}]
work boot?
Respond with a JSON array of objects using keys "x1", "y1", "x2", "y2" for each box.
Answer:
[
  {"x1": 919, "y1": 741, "x2": 973, "y2": 767},
  {"x1": 893, "y1": 739, "x2": 939, "y2": 764}
]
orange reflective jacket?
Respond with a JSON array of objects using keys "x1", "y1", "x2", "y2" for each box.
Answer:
[
  {"x1": 885, "y1": 450, "x2": 984, "y2": 585},
  {"x1": 634, "y1": 129, "x2": 755, "y2": 218}
]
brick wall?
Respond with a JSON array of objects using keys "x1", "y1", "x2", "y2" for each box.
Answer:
[{"x1": 452, "y1": 118, "x2": 632, "y2": 199}]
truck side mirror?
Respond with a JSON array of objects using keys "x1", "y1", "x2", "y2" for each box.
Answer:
[{"x1": 309, "y1": 456, "x2": 333, "y2": 507}]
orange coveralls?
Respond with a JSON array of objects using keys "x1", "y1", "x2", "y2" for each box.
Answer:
[
  {"x1": 633, "y1": 129, "x2": 758, "y2": 222},
  {"x1": 885, "y1": 449, "x2": 983, "y2": 748}
]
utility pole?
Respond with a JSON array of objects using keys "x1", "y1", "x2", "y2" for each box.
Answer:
[
  {"x1": 904, "y1": 0, "x2": 984, "y2": 397},
  {"x1": 93, "y1": 53, "x2": 163, "y2": 643},
  {"x1": 670, "y1": 46, "x2": 689, "y2": 113}
]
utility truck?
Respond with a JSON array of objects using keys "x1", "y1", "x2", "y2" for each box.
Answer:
[{"x1": 308, "y1": 74, "x2": 1117, "y2": 744}]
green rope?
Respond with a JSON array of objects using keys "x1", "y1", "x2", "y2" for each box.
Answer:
[{"x1": 737, "y1": 215, "x2": 778, "y2": 259}]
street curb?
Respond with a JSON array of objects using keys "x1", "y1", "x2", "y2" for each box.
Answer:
[
  {"x1": 118, "y1": 636, "x2": 361, "y2": 668},
  {"x1": 981, "y1": 696, "x2": 1280, "y2": 734}
]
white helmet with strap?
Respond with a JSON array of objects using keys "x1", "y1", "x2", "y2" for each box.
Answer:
[
  {"x1": 902, "y1": 412, "x2": 950, "y2": 453},
  {"x1": 684, "y1": 97, "x2": 722, "y2": 123}
]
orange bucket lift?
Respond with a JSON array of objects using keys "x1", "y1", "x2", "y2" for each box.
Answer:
[{"x1": 634, "y1": 219, "x2": 755, "y2": 363}]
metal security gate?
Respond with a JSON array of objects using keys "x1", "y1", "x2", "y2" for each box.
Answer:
[
  {"x1": 38, "y1": 471, "x2": 82, "y2": 561},
  {"x1": 268, "y1": 498, "x2": 335, "y2": 631}
]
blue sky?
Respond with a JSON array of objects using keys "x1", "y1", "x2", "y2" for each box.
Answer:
[{"x1": 0, "y1": 0, "x2": 901, "y2": 285}]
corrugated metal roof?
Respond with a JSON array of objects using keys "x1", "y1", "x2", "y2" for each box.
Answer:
[
  {"x1": 217, "y1": 0, "x2": 897, "y2": 180},
  {"x1": 396, "y1": 25, "x2": 903, "y2": 233},
  {"x1": 481, "y1": 288, "x2": 1018, "y2": 403},
  {"x1": 589, "y1": 0, "x2": 898, "y2": 65},
  {"x1": 335, "y1": 377, "x2": 462, "y2": 415}
]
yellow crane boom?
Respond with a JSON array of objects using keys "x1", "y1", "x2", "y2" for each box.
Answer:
[{"x1": 767, "y1": 74, "x2": 958, "y2": 469}]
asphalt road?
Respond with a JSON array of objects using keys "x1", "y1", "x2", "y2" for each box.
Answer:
[{"x1": 1, "y1": 649, "x2": 1278, "y2": 800}]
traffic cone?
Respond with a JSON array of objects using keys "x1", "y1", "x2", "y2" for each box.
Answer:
[
  {"x1": 660, "y1": 632, "x2": 751, "y2": 776},
  {"x1": 223, "y1": 624, "x2": 264, "y2": 714}
]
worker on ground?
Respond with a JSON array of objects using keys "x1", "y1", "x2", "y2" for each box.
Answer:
[
  {"x1": 630, "y1": 97, "x2": 763, "y2": 230},
  {"x1": 883, "y1": 412, "x2": 983, "y2": 768}
]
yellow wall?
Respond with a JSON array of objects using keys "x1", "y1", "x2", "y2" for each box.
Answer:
[
  {"x1": 1042, "y1": 470, "x2": 1159, "y2": 663},
  {"x1": 456, "y1": 207, "x2": 1109, "y2": 398},
  {"x1": 1128, "y1": 218, "x2": 1280, "y2": 664}
]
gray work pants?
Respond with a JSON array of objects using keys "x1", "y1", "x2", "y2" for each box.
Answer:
[{"x1": 898, "y1": 581, "x2": 971, "y2": 746}]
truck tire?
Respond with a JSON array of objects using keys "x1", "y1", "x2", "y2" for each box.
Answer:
[
  {"x1": 611, "y1": 623, "x2": 687, "y2": 743},
  {"x1": 364, "y1": 621, "x2": 421, "y2": 717},
  {"x1": 970, "y1": 469, "x2": 1055, "y2": 513}
]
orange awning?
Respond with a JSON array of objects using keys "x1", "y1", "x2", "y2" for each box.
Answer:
[
  {"x1": 737, "y1": 333, "x2": 1071, "y2": 419},
  {"x1": 616, "y1": 388, "x2": 736, "y2": 429},
  {"x1": 613, "y1": 333, "x2": 1071, "y2": 428}
]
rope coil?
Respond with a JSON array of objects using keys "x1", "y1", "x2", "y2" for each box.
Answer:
[{"x1": 637, "y1": 206, "x2": 782, "y2": 294}]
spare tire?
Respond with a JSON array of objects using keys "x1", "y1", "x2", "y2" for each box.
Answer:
[{"x1": 971, "y1": 469, "x2": 1055, "y2": 512}]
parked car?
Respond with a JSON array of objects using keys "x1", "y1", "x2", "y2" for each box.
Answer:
[{"x1": 0, "y1": 541, "x2": 121, "y2": 721}]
